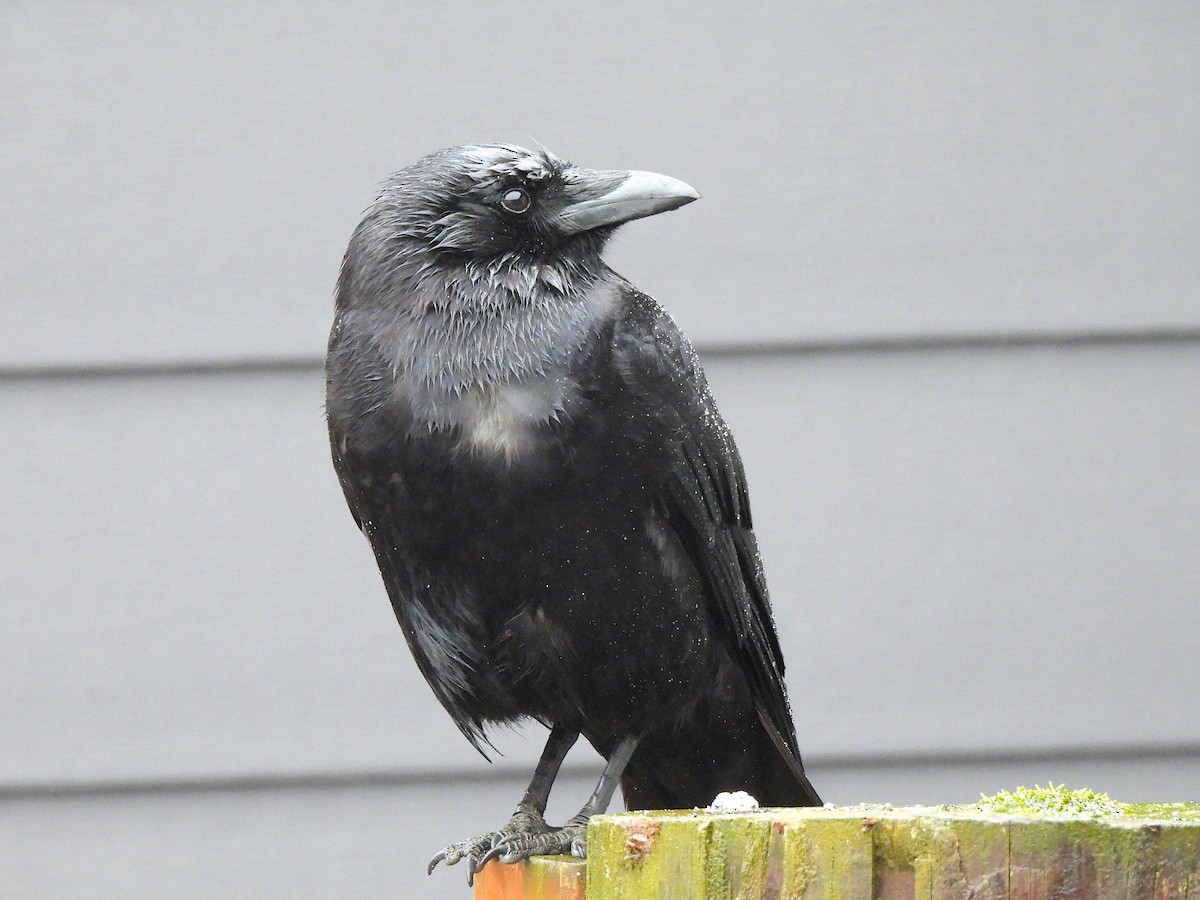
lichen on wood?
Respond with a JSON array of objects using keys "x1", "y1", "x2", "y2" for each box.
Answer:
[{"x1": 583, "y1": 795, "x2": 1200, "y2": 899}]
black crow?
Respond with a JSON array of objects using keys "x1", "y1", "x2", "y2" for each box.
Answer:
[{"x1": 325, "y1": 144, "x2": 821, "y2": 882}]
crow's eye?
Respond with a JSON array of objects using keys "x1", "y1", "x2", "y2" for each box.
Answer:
[{"x1": 500, "y1": 188, "x2": 531, "y2": 214}]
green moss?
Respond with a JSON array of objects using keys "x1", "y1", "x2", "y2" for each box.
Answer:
[
  {"x1": 1121, "y1": 802, "x2": 1200, "y2": 822},
  {"x1": 705, "y1": 814, "x2": 772, "y2": 898},
  {"x1": 974, "y1": 782, "x2": 1123, "y2": 817}
]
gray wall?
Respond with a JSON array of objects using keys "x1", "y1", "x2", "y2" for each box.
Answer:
[{"x1": 3, "y1": 4, "x2": 1198, "y2": 897}]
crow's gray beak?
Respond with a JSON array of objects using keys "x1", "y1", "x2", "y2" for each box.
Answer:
[{"x1": 557, "y1": 170, "x2": 700, "y2": 235}]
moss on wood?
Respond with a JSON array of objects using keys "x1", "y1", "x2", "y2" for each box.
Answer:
[{"x1": 582, "y1": 794, "x2": 1200, "y2": 899}]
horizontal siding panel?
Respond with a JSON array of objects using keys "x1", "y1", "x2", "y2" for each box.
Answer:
[
  {"x1": 721, "y1": 342, "x2": 1200, "y2": 759},
  {"x1": 3, "y1": 757, "x2": 1197, "y2": 900},
  {"x1": 0, "y1": 368, "x2": 504, "y2": 784},
  {"x1": 2, "y1": 4, "x2": 1197, "y2": 369},
  {"x1": 2, "y1": 342, "x2": 1197, "y2": 785}
]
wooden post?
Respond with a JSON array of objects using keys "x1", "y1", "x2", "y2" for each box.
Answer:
[
  {"x1": 472, "y1": 800, "x2": 1200, "y2": 899},
  {"x1": 473, "y1": 855, "x2": 586, "y2": 900}
]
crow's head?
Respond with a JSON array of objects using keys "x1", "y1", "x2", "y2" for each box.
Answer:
[
  {"x1": 333, "y1": 146, "x2": 697, "y2": 445},
  {"x1": 368, "y1": 144, "x2": 699, "y2": 266}
]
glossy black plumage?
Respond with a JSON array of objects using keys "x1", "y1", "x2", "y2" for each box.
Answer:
[{"x1": 325, "y1": 144, "x2": 820, "y2": 878}]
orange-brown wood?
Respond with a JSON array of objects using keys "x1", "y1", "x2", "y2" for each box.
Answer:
[{"x1": 473, "y1": 857, "x2": 586, "y2": 900}]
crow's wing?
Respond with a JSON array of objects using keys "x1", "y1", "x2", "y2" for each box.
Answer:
[{"x1": 612, "y1": 289, "x2": 804, "y2": 765}]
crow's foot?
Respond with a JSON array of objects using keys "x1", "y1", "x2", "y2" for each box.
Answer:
[
  {"x1": 427, "y1": 807, "x2": 560, "y2": 885},
  {"x1": 477, "y1": 820, "x2": 587, "y2": 869}
]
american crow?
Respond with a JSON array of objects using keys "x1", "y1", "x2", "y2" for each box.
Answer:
[{"x1": 326, "y1": 144, "x2": 821, "y2": 882}]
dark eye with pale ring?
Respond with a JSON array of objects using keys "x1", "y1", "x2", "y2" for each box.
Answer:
[{"x1": 500, "y1": 187, "x2": 531, "y2": 214}]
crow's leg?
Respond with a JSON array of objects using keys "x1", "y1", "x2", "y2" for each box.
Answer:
[
  {"x1": 428, "y1": 725, "x2": 579, "y2": 884},
  {"x1": 476, "y1": 733, "x2": 639, "y2": 871}
]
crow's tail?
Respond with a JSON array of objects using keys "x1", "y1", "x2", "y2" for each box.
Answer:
[{"x1": 616, "y1": 707, "x2": 821, "y2": 811}]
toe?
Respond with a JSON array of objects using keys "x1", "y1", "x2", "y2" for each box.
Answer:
[
  {"x1": 426, "y1": 850, "x2": 447, "y2": 875},
  {"x1": 570, "y1": 834, "x2": 587, "y2": 858},
  {"x1": 477, "y1": 842, "x2": 508, "y2": 870}
]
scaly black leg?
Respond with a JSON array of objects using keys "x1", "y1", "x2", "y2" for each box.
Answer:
[
  {"x1": 476, "y1": 734, "x2": 640, "y2": 870},
  {"x1": 428, "y1": 725, "x2": 579, "y2": 884}
]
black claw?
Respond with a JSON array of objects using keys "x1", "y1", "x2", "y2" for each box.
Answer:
[{"x1": 478, "y1": 843, "x2": 508, "y2": 870}]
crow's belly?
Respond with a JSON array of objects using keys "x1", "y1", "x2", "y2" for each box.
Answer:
[
  {"x1": 396, "y1": 458, "x2": 718, "y2": 736},
  {"x1": 483, "y1": 539, "x2": 717, "y2": 735}
]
